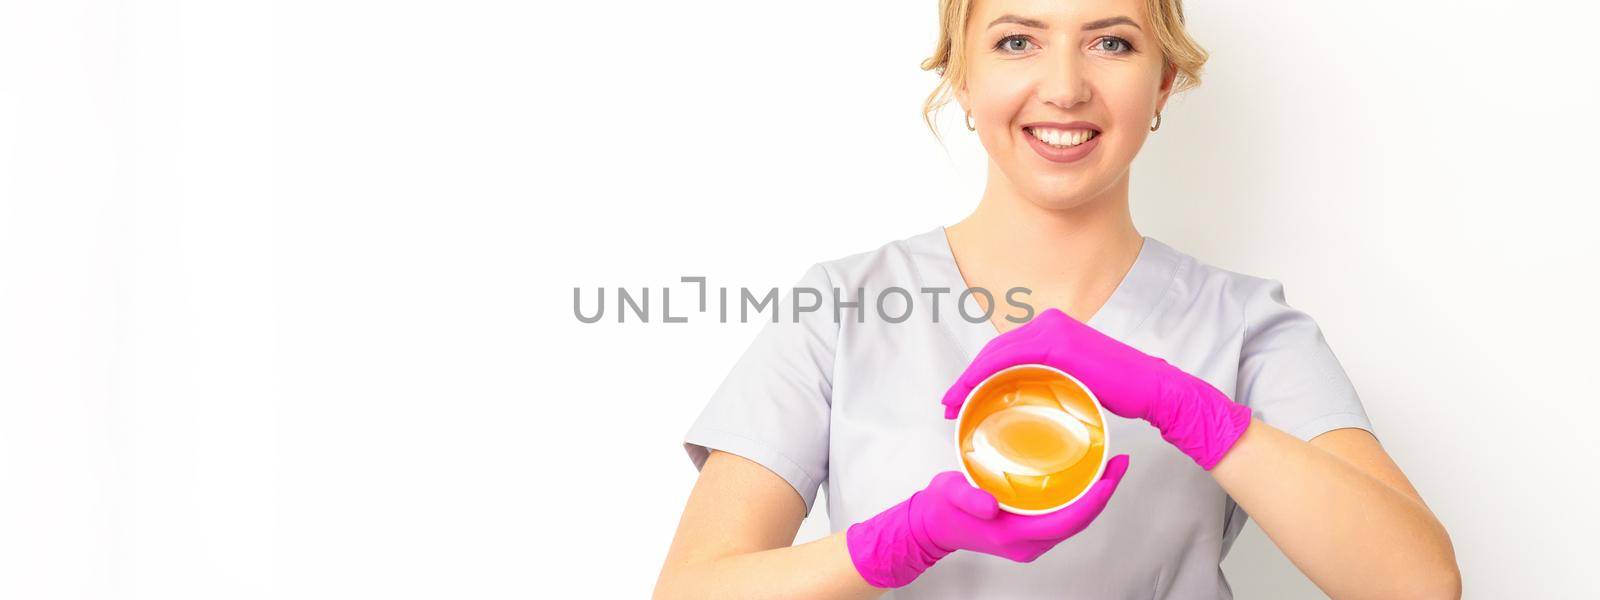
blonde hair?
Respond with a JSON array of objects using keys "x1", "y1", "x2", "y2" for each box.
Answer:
[{"x1": 919, "y1": 0, "x2": 1208, "y2": 139}]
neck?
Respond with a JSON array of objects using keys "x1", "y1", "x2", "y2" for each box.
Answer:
[{"x1": 945, "y1": 164, "x2": 1144, "y2": 321}]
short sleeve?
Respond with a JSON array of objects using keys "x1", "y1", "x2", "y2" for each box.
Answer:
[
  {"x1": 1237, "y1": 278, "x2": 1376, "y2": 442},
  {"x1": 682, "y1": 263, "x2": 837, "y2": 512}
]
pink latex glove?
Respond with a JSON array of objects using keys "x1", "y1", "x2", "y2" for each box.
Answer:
[
  {"x1": 941, "y1": 308, "x2": 1252, "y2": 471},
  {"x1": 846, "y1": 455, "x2": 1130, "y2": 589}
]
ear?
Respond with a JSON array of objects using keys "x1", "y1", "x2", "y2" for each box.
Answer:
[
  {"x1": 1155, "y1": 62, "x2": 1178, "y2": 113},
  {"x1": 955, "y1": 84, "x2": 970, "y2": 117}
]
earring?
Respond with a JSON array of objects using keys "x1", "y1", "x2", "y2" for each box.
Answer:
[
  {"x1": 1149, "y1": 111, "x2": 1162, "y2": 132},
  {"x1": 965, "y1": 110, "x2": 976, "y2": 132}
]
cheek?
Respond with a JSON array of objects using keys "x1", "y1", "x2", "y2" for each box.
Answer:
[
  {"x1": 1102, "y1": 76, "x2": 1161, "y2": 123},
  {"x1": 969, "y1": 69, "x2": 1035, "y2": 123},
  {"x1": 1087, "y1": 79, "x2": 1161, "y2": 163}
]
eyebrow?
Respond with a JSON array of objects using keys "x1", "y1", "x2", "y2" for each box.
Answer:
[
  {"x1": 987, "y1": 14, "x2": 1048, "y2": 29},
  {"x1": 1082, "y1": 16, "x2": 1140, "y2": 31},
  {"x1": 985, "y1": 14, "x2": 1142, "y2": 32}
]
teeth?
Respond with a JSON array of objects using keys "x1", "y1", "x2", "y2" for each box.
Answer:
[{"x1": 1028, "y1": 127, "x2": 1096, "y2": 148}]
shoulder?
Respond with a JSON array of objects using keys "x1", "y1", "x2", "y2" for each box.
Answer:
[
  {"x1": 759, "y1": 227, "x2": 944, "y2": 334},
  {"x1": 1161, "y1": 242, "x2": 1339, "y2": 360},
  {"x1": 805, "y1": 226, "x2": 948, "y2": 290},
  {"x1": 1151, "y1": 238, "x2": 1298, "y2": 333}
]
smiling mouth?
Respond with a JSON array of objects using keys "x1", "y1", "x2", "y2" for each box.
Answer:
[{"x1": 1023, "y1": 126, "x2": 1100, "y2": 149}]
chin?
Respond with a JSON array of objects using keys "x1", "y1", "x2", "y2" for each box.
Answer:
[
  {"x1": 1009, "y1": 170, "x2": 1105, "y2": 209},
  {"x1": 1021, "y1": 186, "x2": 1100, "y2": 211}
]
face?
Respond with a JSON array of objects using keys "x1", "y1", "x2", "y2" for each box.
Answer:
[{"x1": 957, "y1": 0, "x2": 1176, "y2": 210}]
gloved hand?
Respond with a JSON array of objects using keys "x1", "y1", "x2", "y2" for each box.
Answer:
[
  {"x1": 846, "y1": 455, "x2": 1130, "y2": 588},
  {"x1": 941, "y1": 308, "x2": 1252, "y2": 471}
]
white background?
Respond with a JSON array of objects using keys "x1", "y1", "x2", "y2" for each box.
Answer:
[{"x1": 2, "y1": 0, "x2": 1596, "y2": 598}]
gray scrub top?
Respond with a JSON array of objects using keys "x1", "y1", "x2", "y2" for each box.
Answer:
[{"x1": 682, "y1": 226, "x2": 1375, "y2": 599}]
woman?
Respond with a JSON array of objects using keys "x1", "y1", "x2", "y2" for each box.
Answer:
[{"x1": 654, "y1": 0, "x2": 1460, "y2": 597}]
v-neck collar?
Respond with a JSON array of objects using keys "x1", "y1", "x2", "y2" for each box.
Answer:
[{"x1": 903, "y1": 225, "x2": 1186, "y2": 365}]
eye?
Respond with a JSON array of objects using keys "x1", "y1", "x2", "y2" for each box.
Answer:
[
  {"x1": 994, "y1": 34, "x2": 1037, "y2": 54},
  {"x1": 1093, "y1": 36, "x2": 1134, "y2": 54}
]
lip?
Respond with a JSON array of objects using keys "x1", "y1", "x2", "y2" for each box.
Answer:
[{"x1": 1019, "y1": 121, "x2": 1103, "y2": 164}]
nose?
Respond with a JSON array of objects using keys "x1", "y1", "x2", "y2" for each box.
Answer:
[{"x1": 1036, "y1": 46, "x2": 1091, "y2": 109}]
